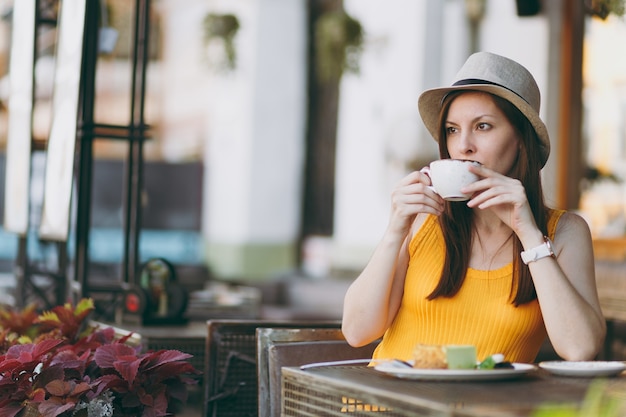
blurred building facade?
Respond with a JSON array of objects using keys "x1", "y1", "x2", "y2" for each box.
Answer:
[
  {"x1": 0, "y1": 0, "x2": 624, "y2": 287},
  {"x1": 198, "y1": 0, "x2": 555, "y2": 280}
]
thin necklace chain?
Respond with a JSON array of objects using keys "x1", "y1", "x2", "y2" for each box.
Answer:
[{"x1": 473, "y1": 228, "x2": 515, "y2": 267}]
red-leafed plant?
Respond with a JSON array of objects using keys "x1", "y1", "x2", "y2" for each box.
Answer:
[
  {"x1": 0, "y1": 339, "x2": 65, "y2": 417},
  {"x1": 0, "y1": 303, "x2": 40, "y2": 341},
  {"x1": 35, "y1": 298, "x2": 96, "y2": 342},
  {"x1": 0, "y1": 299, "x2": 200, "y2": 417},
  {"x1": 93, "y1": 345, "x2": 198, "y2": 417}
]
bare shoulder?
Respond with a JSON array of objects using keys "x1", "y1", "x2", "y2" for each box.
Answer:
[
  {"x1": 555, "y1": 211, "x2": 592, "y2": 235},
  {"x1": 554, "y1": 211, "x2": 593, "y2": 249}
]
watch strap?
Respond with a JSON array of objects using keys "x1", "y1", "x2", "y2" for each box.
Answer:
[{"x1": 520, "y1": 236, "x2": 555, "y2": 264}]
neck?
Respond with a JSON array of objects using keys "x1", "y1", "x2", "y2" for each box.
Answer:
[
  {"x1": 470, "y1": 211, "x2": 514, "y2": 270},
  {"x1": 472, "y1": 210, "x2": 509, "y2": 234}
]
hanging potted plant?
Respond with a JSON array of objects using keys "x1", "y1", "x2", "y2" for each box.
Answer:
[
  {"x1": 202, "y1": 13, "x2": 241, "y2": 71},
  {"x1": 314, "y1": 10, "x2": 365, "y2": 83},
  {"x1": 585, "y1": 0, "x2": 626, "y2": 19}
]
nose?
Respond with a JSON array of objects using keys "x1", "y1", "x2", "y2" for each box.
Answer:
[{"x1": 450, "y1": 130, "x2": 476, "y2": 157}]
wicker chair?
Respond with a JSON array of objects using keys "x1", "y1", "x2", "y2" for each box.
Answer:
[
  {"x1": 204, "y1": 319, "x2": 341, "y2": 417},
  {"x1": 256, "y1": 327, "x2": 379, "y2": 417}
]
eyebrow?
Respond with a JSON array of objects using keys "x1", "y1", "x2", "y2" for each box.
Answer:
[{"x1": 446, "y1": 114, "x2": 498, "y2": 125}]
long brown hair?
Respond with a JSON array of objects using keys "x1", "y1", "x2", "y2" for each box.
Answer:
[{"x1": 427, "y1": 91, "x2": 548, "y2": 306}]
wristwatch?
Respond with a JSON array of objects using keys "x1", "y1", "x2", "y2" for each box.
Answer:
[{"x1": 520, "y1": 236, "x2": 555, "y2": 264}]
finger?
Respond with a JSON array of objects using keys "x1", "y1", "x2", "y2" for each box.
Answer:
[
  {"x1": 397, "y1": 189, "x2": 445, "y2": 210},
  {"x1": 462, "y1": 175, "x2": 519, "y2": 195},
  {"x1": 392, "y1": 189, "x2": 445, "y2": 215},
  {"x1": 467, "y1": 186, "x2": 526, "y2": 210},
  {"x1": 468, "y1": 163, "x2": 503, "y2": 176},
  {"x1": 464, "y1": 181, "x2": 511, "y2": 203},
  {"x1": 399, "y1": 170, "x2": 427, "y2": 184},
  {"x1": 395, "y1": 179, "x2": 443, "y2": 204},
  {"x1": 469, "y1": 193, "x2": 512, "y2": 210}
]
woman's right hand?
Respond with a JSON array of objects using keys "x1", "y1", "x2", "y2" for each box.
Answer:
[{"x1": 388, "y1": 169, "x2": 444, "y2": 238}]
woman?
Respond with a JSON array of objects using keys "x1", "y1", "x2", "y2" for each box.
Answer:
[{"x1": 342, "y1": 52, "x2": 605, "y2": 363}]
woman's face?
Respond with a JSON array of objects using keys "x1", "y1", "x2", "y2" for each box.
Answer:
[{"x1": 444, "y1": 91, "x2": 521, "y2": 175}]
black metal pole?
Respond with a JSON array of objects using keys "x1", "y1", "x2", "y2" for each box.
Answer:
[
  {"x1": 123, "y1": 0, "x2": 150, "y2": 286},
  {"x1": 74, "y1": 0, "x2": 100, "y2": 300}
]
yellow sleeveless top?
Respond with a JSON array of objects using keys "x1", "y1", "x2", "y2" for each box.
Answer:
[{"x1": 372, "y1": 209, "x2": 565, "y2": 363}]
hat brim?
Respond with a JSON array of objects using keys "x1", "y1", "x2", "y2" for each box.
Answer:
[{"x1": 418, "y1": 84, "x2": 550, "y2": 167}]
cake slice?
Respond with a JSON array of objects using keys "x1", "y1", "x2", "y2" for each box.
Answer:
[
  {"x1": 412, "y1": 343, "x2": 478, "y2": 369},
  {"x1": 412, "y1": 344, "x2": 447, "y2": 369},
  {"x1": 444, "y1": 345, "x2": 477, "y2": 369}
]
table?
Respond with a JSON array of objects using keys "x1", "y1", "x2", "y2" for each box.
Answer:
[{"x1": 281, "y1": 365, "x2": 626, "y2": 416}]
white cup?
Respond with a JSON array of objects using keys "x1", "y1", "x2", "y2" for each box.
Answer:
[{"x1": 422, "y1": 159, "x2": 481, "y2": 201}]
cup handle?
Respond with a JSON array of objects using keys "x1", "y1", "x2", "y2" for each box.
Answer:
[{"x1": 419, "y1": 166, "x2": 437, "y2": 194}]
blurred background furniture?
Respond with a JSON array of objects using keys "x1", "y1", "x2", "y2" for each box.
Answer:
[
  {"x1": 594, "y1": 238, "x2": 626, "y2": 360},
  {"x1": 118, "y1": 321, "x2": 206, "y2": 372},
  {"x1": 256, "y1": 327, "x2": 379, "y2": 417},
  {"x1": 204, "y1": 319, "x2": 342, "y2": 417}
]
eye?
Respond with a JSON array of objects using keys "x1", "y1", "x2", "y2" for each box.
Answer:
[
  {"x1": 446, "y1": 126, "x2": 458, "y2": 134},
  {"x1": 476, "y1": 122, "x2": 491, "y2": 130}
]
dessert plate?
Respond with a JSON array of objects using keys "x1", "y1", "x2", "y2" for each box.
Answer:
[
  {"x1": 374, "y1": 362, "x2": 536, "y2": 381},
  {"x1": 538, "y1": 361, "x2": 626, "y2": 377}
]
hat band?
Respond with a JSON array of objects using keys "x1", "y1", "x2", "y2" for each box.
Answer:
[{"x1": 452, "y1": 78, "x2": 530, "y2": 106}]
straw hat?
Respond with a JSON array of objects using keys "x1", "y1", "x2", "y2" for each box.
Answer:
[{"x1": 418, "y1": 52, "x2": 550, "y2": 167}]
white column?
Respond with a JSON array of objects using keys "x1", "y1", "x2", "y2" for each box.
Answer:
[
  {"x1": 201, "y1": 0, "x2": 308, "y2": 280},
  {"x1": 332, "y1": 0, "x2": 434, "y2": 271}
]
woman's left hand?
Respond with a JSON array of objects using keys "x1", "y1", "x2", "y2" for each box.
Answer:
[{"x1": 461, "y1": 164, "x2": 538, "y2": 238}]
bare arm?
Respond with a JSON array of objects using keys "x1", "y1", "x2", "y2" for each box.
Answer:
[
  {"x1": 341, "y1": 229, "x2": 410, "y2": 347},
  {"x1": 464, "y1": 164, "x2": 606, "y2": 360},
  {"x1": 342, "y1": 170, "x2": 443, "y2": 347},
  {"x1": 526, "y1": 213, "x2": 605, "y2": 360}
]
